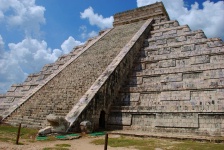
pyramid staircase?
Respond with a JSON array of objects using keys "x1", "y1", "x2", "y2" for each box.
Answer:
[
  {"x1": 107, "y1": 18, "x2": 224, "y2": 136},
  {"x1": 0, "y1": 17, "x2": 150, "y2": 128},
  {"x1": 0, "y1": 43, "x2": 89, "y2": 115},
  {"x1": 0, "y1": 33, "x2": 109, "y2": 127},
  {"x1": 0, "y1": 2, "x2": 223, "y2": 137}
]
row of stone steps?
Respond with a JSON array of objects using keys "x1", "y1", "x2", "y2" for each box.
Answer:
[
  {"x1": 148, "y1": 30, "x2": 207, "y2": 47},
  {"x1": 142, "y1": 46, "x2": 224, "y2": 62},
  {"x1": 110, "y1": 19, "x2": 224, "y2": 115},
  {"x1": 152, "y1": 20, "x2": 179, "y2": 30},
  {"x1": 110, "y1": 104, "x2": 223, "y2": 112},
  {"x1": 150, "y1": 25, "x2": 190, "y2": 38},
  {"x1": 4, "y1": 21, "x2": 146, "y2": 128},
  {"x1": 0, "y1": 34, "x2": 101, "y2": 117}
]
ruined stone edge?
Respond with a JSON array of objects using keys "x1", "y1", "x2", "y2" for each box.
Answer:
[{"x1": 65, "y1": 19, "x2": 154, "y2": 126}]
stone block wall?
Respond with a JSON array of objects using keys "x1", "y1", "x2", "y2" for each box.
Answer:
[
  {"x1": 113, "y1": 2, "x2": 169, "y2": 26},
  {"x1": 108, "y1": 19, "x2": 224, "y2": 136}
]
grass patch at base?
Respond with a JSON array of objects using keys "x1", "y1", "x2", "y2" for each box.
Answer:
[
  {"x1": 0, "y1": 124, "x2": 38, "y2": 143},
  {"x1": 91, "y1": 136, "x2": 224, "y2": 150},
  {"x1": 55, "y1": 144, "x2": 71, "y2": 147},
  {"x1": 42, "y1": 143, "x2": 71, "y2": 150},
  {"x1": 42, "y1": 147, "x2": 69, "y2": 150}
]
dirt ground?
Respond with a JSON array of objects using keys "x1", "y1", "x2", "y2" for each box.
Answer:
[{"x1": 0, "y1": 135, "x2": 137, "y2": 150}]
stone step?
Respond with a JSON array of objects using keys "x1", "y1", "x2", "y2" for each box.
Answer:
[
  {"x1": 150, "y1": 25, "x2": 190, "y2": 38},
  {"x1": 121, "y1": 77, "x2": 224, "y2": 92},
  {"x1": 145, "y1": 38, "x2": 223, "y2": 51},
  {"x1": 152, "y1": 20, "x2": 179, "y2": 31},
  {"x1": 3, "y1": 92, "x2": 26, "y2": 97},
  {"x1": 25, "y1": 65, "x2": 64, "y2": 84},
  {"x1": 24, "y1": 72, "x2": 45, "y2": 83},
  {"x1": 134, "y1": 61, "x2": 224, "y2": 77},
  {"x1": 141, "y1": 54, "x2": 223, "y2": 70},
  {"x1": 129, "y1": 68, "x2": 224, "y2": 86},
  {"x1": 3, "y1": 20, "x2": 153, "y2": 128},
  {"x1": 41, "y1": 63, "x2": 62, "y2": 72},
  {"x1": 141, "y1": 46, "x2": 224, "y2": 63},
  {"x1": 7, "y1": 44, "x2": 87, "y2": 102},
  {"x1": 147, "y1": 30, "x2": 206, "y2": 48},
  {"x1": 110, "y1": 104, "x2": 223, "y2": 112},
  {"x1": 71, "y1": 45, "x2": 84, "y2": 53},
  {"x1": 54, "y1": 61, "x2": 65, "y2": 66},
  {"x1": 41, "y1": 63, "x2": 54, "y2": 71},
  {"x1": 57, "y1": 54, "x2": 72, "y2": 61},
  {"x1": 6, "y1": 83, "x2": 38, "y2": 93},
  {"x1": 0, "y1": 97, "x2": 23, "y2": 105},
  {"x1": 0, "y1": 104, "x2": 11, "y2": 112},
  {"x1": 154, "y1": 16, "x2": 169, "y2": 24}
]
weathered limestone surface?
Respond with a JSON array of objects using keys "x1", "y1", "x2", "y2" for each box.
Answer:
[
  {"x1": 0, "y1": 44, "x2": 91, "y2": 116},
  {"x1": 65, "y1": 19, "x2": 153, "y2": 132},
  {"x1": 108, "y1": 14, "x2": 224, "y2": 136},
  {"x1": 1, "y1": 2, "x2": 223, "y2": 137},
  {"x1": 38, "y1": 114, "x2": 69, "y2": 136},
  {"x1": 2, "y1": 20, "x2": 146, "y2": 128},
  {"x1": 113, "y1": 2, "x2": 169, "y2": 26}
]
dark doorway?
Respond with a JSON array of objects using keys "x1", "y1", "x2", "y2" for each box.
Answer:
[{"x1": 99, "y1": 110, "x2": 105, "y2": 129}]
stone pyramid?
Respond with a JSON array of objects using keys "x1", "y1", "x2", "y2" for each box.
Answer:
[{"x1": 0, "y1": 2, "x2": 223, "y2": 137}]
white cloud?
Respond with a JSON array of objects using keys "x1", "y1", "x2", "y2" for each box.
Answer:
[
  {"x1": 0, "y1": 56, "x2": 27, "y2": 93},
  {"x1": 0, "y1": 35, "x2": 4, "y2": 55},
  {"x1": 61, "y1": 36, "x2": 84, "y2": 54},
  {"x1": 79, "y1": 25, "x2": 98, "y2": 39},
  {"x1": 0, "y1": 0, "x2": 46, "y2": 37},
  {"x1": 88, "y1": 31, "x2": 98, "y2": 38},
  {"x1": 0, "y1": 11, "x2": 3, "y2": 20},
  {"x1": 0, "y1": 1, "x2": 85, "y2": 93},
  {"x1": 0, "y1": 36, "x2": 82, "y2": 93},
  {"x1": 80, "y1": 7, "x2": 114, "y2": 29},
  {"x1": 7, "y1": 38, "x2": 59, "y2": 74},
  {"x1": 136, "y1": 0, "x2": 224, "y2": 40},
  {"x1": 79, "y1": 25, "x2": 87, "y2": 39}
]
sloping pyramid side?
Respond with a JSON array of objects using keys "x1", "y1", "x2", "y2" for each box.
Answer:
[
  {"x1": 2, "y1": 20, "x2": 147, "y2": 128},
  {"x1": 0, "y1": 32, "x2": 108, "y2": 118},
  {"x1": 108, "y1": 19, "x2": 224, "y2": 137}
]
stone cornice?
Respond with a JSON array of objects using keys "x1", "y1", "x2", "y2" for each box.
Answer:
[{"x1": 113, "y1": 2, "x2": 169, "y2": 26}]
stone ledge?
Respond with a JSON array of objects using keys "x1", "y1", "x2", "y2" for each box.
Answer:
[
  {"x1": 113, "y1": 2, "x2": 169, "y2": 26},
  {"x1": 141, "y1": 47, "x2": 224, "y2": 63},
  {"x1": 136, "y1": 63, "x2": 224, "y2": 77},
  {"x1": 150, "y1": 24, "x2": 189, "y2": 34},
  {"x1": 152, "y1": 20, "x2": 178, "y2": 26},
  {"x1": 145, "y1": 38, "x2": 223, "y2": 51}
]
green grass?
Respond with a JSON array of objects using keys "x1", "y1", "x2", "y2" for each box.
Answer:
[
  {"x1": 55, "y1": 144, "x2": 71, "y2": 147},
  {"x1": 42, "y1": 148, "x2": 69, "y2": 150},
  {"x1": 92, "y1": 136, "x2": 224, "y2": 150},
  {"x1": 0, "y1": 124, "x2": 59, "y2": 143},
  {"x1": 42, "y1": 143, "x2": 71, "y2": 150},
  {"x1": 1, "y1": 124, "x2": 224, "y2": 150},
  {"x1": 0, "y1": 124, "x2": 38, "y2": 143}
]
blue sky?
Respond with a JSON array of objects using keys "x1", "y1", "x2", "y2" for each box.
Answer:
[{"x1": 0, "y1": 0, "x2": 224, "y2": 93}]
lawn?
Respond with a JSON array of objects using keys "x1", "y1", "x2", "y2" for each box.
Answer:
[
  {"x1": 92, "y1": 135, "x2": 224, "y2": 150},
  {"x1": 0, "y1": 124, "x2": 224, "y2": 150},
  {"x1": 0, "y1": 124, "x2": 38, "y2": 143}
]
